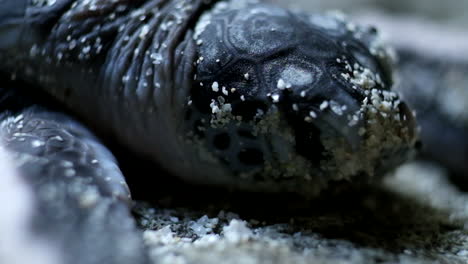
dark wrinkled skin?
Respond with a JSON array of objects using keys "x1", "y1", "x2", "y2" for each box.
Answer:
[
  {"x1": 0, "y1": 0, "x2": 448, "y2": 263},
  {"x1": 0, "y1": 0, "x2": 417, "y2": 196},
  {"x1": 0, "y1": 0, "x2": 210, "y2": 185}
]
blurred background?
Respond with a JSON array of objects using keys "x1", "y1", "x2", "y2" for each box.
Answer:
[
  {"x1": 270, "y1": 0, "x2": 468, "y2": 27},
  {"x1": 269, "y1": 0, "x2": 468, "y2": 60}
]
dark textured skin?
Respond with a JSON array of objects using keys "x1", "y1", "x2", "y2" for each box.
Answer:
[
  {"x1": 0, "y1": 0, "x2": 438, "y2": 263},
  {"x1": 0, "y1": 0, "x2": 417, "y2": 194},
  {"x1": 0, "y1": 0, "x2": 216, "y2": 185},
  {"x1": 0, "y1": 1, "x2": 464, "y2": 262},
  {"x1": 0, "y1": 75, "x2": 149, "y2": 264}
]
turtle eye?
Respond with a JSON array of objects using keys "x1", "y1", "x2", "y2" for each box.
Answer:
[
  {"x1": 237, "y1": 147, "x2": 264, "y2": 166},
  {"x1": 212, "y1": 132, "x2": 231, "y2": 150}
]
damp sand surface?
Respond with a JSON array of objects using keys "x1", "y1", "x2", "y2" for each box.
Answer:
[{"x1": 135, "y1": 161, "x2": 468, "y2": 264}]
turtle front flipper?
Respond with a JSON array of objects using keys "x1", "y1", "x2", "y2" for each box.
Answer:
[{"x1": 0, "y1": 77, "x2": 149, "y2": 264}]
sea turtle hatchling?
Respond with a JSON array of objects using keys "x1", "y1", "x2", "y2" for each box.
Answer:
[
  {"x1": 0, "y1": 0, "x2": 417, "y2": 197},
  {"x1": 0, "y1": 0, "x2": 436, "y2": 263}
]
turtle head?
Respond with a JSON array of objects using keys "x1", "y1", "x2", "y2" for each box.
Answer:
[{"x1": 185, "y1": 1, "x2": 416, "y2": 192}]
